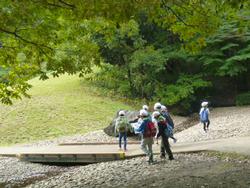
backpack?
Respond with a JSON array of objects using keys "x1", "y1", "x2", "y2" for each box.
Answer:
[
  {"x1": 116, "y1": 117, "x2": 128, "y2": 133},
  {"x1": 164, "y1": 124, "x2": 173, "y2": 137},
  {"x1": 143, "y1": 121, "x2": 157, "y2": 138},
  {"x1": 200, "y1": 109, "x2": 208, "y2": 123},
  {"x1": 165, "y1": 114, "x2": 174, "y2": 129}
]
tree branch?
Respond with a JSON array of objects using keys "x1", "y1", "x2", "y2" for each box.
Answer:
[
  {"x1": 0, "y1": 45, "x2": 18, "y2": 50},
  {"x1": 58, "y1": 0, "x2": 75, "y2": 9},
  {"x1": 30, "y1": 0, "x2": 75, "y2": 10},
  {"x1": 47, "y1": 2, "x2": 71, "y2": 9},
  {"x1": 161, "y1": 0, "x2": 197, "y2": 27},
  {"x1": 0, "y1": 27, "x2": 53, "y2": 51}
]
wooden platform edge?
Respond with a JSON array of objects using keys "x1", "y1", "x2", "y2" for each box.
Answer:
[
  {"x1": 18, "y1": 152, "x2": 127, "y2": 163},
  {"x1": 0, "y1": 154, "x2": 17, "y2": 157},
  {"x1": 172, "y1": 149, "x2": 209, "y2": 154},
  {"x1": 59, "y1": 141, "x2": 141, "y2": 146}
]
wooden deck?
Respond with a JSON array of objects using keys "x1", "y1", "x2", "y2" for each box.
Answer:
[
  {"x1": 0, "y1": 141, "x2": 205, "y2": 163},
  {"x1": 18, "y1": 143, "x2": 146, "y2": 163},
  {"x1": 0, "y1": 142, "x2": 149, "y2": 163},
  {"x1": 1, "y1": 136, "x2": 249, "y2": 164}
]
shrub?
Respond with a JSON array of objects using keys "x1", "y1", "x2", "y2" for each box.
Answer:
[{"x1": 236, "y1": 92, "x2": 250, "y2": 106}]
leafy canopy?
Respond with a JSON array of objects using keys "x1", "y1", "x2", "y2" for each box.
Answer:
[{"x1": 0, "y1": 0, "x2": 249, "y2": 104}]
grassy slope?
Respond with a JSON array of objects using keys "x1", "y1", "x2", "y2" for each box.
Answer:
[{"x1": 0, "y1": 75, "x2": 134, "y2": 146}]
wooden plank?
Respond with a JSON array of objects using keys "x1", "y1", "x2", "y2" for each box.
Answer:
[
  {"x1": 59, "y1": 141, "x2": 140, "y2": 146},
  {"x1": 18, "y1": 152, "x2": 126, "y2": 163}
]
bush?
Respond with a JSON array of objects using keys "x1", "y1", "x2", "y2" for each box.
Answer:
[
  {"x1": 154, "y1": 74, "x2": 211, "y2": 115},
  {"x1": 236, "y1": 92, "x2": 250, "y2": 106}
]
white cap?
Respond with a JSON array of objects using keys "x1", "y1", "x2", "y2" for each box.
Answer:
[
  {"x1": 142, "y1": 105, "x2": 149, "y2": 111},
  {"x1": 201, "y1": 102, "x2": 208, "y2": 107},
  {"x1": 161, "y1": 105, "x2": 167, "y2": 111},
  {"x1": 140, "y1": 109, "x2": 148, "y2": 117},
  {"x1": 154, "y1": 102, "x2": 161, "y2": 110},
  {"x1": 119, "y1": 110, "x2": 125, "y2": 116},
  {"x1": 152, "y1": 111, "x2": 160, "y2": 117}
]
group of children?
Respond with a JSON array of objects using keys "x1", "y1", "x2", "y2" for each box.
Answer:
[
  {"x1": 115, "y1": 101, "x2": 211, "y2": 164},
  {"x1": 115, "y1": 102, "x2": 176, "y2": 164}
]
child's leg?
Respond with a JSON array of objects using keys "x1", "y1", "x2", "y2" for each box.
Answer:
[
  {"x1": 148, "y1": 141, "x2": 153, "y2": 163},
  {"x1": 119, "y1": 133, "x2": 122, "y2": 149},
  {"x1": 203, "y1": 122, "x2": 206, "y2": 131},
  {"x1": 124, "y1": 133, "x2": 127, "y2": 150},
  {"x1": 170, "y1": 135, "x2": 177, "y2": 143},
  {"x1": 206, "y1": 120, "x2": 210, "y2": 129},
  {"x1": 160, "y1": 138, "x2": 166, "y2": 158},
  {"x1": 162, "y1": 135, "x2": 174, "y2": 160},
  {"x1": 141, "y1": 138, "x2": 149, "y2": 156}
]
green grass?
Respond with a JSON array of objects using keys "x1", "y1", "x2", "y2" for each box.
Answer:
[{"x1": 0, "y1": 74, "x2": 134, "y2": 146}]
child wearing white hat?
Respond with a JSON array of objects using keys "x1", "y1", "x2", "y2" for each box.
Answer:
[{"x1": 199, "y1": 101, "x2": 210, "y2": 132}]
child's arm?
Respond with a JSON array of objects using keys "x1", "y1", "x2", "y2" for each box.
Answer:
[
  {"x1": 127, "y1": 118, "x2": 133, "y2": 133},
  {"x1": 153, "y1": 119, "x2": 159, "y2": 144},
  {"x1": 114, "y1": 119, "x2": 118, "y2": 136},
  {"x1": 134, "y1": 120, "x2": 146, "y2": 134}
]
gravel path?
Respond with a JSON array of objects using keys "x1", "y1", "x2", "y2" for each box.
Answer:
[
  {"x1": 0, "y1": 157, "x2": 73, "y2": 187},
  {"x1": 1, "y1": 106, "x2": 250, "y2": 188},
  {"x1": 26, "y1": 153, "x2": 250, "y2": 188},
  {"x1": 175, "y1": 106, "x2": 250, "y2": 143},
  {"x1": 0, "y1": 131, "x2": 120, "y2": 187}
]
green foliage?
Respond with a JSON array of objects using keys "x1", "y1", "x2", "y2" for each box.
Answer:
[
  {"x1": 0, "y1": 0, "x2": 249, "y2": 104},
  {"x1": 130, "y1": 46, "x2": 166, "y2": 98},
  {"x1": 89, "y1": 64, "x2": 132, "y2": 97},
  {"x1": 155, "y1": 75, "x2": 211, "y2": 112},
  {"x1": 199, "y1": 21, "x2": 250, "y2": 77},
  {"x1": 0, "y1": 0, "x2": 250, "y2": 106},
  {"x1": 88, "y1": 15, "x2": 250, "y2": 113},
  {"x1": 236, "y1": 92, "x2": 250, "y2": 106}
]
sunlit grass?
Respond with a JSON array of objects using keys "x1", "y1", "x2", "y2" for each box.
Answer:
[{"x1": 0, "y1": 74, "x2": 134, "y2": 146}]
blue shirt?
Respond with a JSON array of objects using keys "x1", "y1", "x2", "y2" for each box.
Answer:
[{"x1": 134, "y1": 117, "x2": 150, "y2": 134}]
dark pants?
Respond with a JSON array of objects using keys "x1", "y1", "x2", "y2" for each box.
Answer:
[
  {"x1": 203, "y1": 120, "x2": 210, "y2": 131},
  {"x1": 160, "y1": 135, "x2": 173, "y2": 160},
  {"x1": 119, "y1": 132, "x2": 127, "y2": 150}
]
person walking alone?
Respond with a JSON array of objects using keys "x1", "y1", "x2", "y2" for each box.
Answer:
[{"x1": 199, "y1": 101, "x2": 210, "y2": 132}]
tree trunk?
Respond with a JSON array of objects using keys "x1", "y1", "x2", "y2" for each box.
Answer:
[{"x1": 127, "y1": 66, "x2": 135, "y2": 97}]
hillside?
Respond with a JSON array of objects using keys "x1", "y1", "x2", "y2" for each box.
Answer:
[{"x1": 0, "y1": 75, "x2": 134, "y2": 146}]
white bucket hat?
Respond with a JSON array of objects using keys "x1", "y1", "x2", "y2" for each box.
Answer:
[
  {"x1": 201, "y1": 102, "x2": 208, "y2": 107},
  {"x1": 118, "y1": 110, "x2": 125, "y2": 116},
  {"x1": 142, "y1": 105, "x2": 149, "y2": 111},
  {"x1": 139, "y1": 109, "x2": 148, "y2": 117},
  {"x1": 152, "y1": 111, "x2": 160, "y2": 117},
  {"x1": 154, "y1": 102, "x2": 161, "y2": 110},
  {"x1": 161, "y1": 105, "x2": 167, "y2": 111}
]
